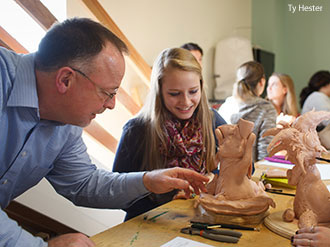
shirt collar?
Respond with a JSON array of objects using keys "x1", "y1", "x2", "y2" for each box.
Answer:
[{"x1": 7, "y1": 53, "x2": 39, "y2": 110}]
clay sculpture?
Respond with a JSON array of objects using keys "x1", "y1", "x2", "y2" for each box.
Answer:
[
  {"x1": 263, "y1": 110, "x2": 330, "y2": 228},
  {"x1": 197, "y1": 118, "x2": 275, "y2": 216}
]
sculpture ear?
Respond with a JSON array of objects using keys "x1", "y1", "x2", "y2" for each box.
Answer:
[
  {"x1": 238, "y1": 118, "x2": 254, "y2": 139},
  {"x1": 215, "y1": 128, "x2": 224, "y2": 144}
]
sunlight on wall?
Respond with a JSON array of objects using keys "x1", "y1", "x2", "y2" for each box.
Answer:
[
  {"x1": 41, "y1": 0, "x2": 67, "y2": 22},
  {"x1": 82, "y1": 132, "x2": 115, "y2": 171}
]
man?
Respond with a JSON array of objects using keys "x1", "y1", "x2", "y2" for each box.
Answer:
[{"x1": 0, "y1": 18, "x2": 208, "y2": 247}]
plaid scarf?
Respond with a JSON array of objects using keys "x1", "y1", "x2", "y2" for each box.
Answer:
[{"x1": 160, "y1": 117, "x2": 206, "y2": 173}]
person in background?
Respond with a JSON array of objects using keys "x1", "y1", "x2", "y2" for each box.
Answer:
[
  {"x1": 221, "y1": 61, "x2": 276, "y2": 162},
  {"x1": 300, "y1": 70, "x2": 330, "y2": 149},
  {"x1": 0, "y1": 18, "x2": 209, "y2": 247},
  {"x1": 300, "y1": 70, "x2": 330, "y2": 115},
  {"x1": 292, "y1": 226, "x2": 330, "y2": 247},
  {"x1": 113, "y1": 48, "x2": 226, "y2": 221},
  {"x1": 181, "y1": 42, "x2": 203, "y2": 67},
  {"x1": 266, "y1": 73, "x2": 299, "y2": 124}
]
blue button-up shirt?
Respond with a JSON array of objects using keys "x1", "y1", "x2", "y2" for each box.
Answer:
[{"x1": 0, "y1": 47, "x2": 148, "y2": 246}]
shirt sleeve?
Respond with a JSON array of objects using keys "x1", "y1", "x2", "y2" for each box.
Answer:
[
  {"x1": 0, "y1": 208, "x2": 47, "y2": 247},
  {"x1": 46, "y1": 126, "x2": 149, "y2": 209}
]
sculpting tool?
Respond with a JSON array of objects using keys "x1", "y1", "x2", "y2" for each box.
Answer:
[
  {"x1": 265, "y1": 188, "x2": 295, "y2": 197},
  {"x1": 190, "y1": 224, "x2": 242, "y2": 238},
  {"x1": 190, "y1": 221, "x2": 259, "y2": 231}
]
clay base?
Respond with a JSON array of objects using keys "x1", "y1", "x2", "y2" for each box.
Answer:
[{"x1": 193, "y1": 204, "x2": 269, "y2": 227}]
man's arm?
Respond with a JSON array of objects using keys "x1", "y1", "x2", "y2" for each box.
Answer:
[{"x1": 0, "y1": 208, "x2": 47, "y2": 247}]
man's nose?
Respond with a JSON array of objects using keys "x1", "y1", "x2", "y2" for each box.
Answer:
[{"x1": 104, "y1": 96, "x2": 116, "y2": 110}]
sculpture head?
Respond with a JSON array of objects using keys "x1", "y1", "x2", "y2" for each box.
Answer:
[{"x1": 216, "y1": 118, "x2": 254, "y2": 158}]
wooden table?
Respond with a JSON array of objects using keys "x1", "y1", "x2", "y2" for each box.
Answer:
[{"x1": 90, "y1": 163, "x2": 301, "y2": 246}]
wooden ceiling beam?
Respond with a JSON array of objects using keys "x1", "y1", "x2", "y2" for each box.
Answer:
[
  {"x1": 0, "y1": 26, "x2": 28, "y2": 54},
  {"x1": 84, "y1": 120, "x2": 118, "y2": 153}
]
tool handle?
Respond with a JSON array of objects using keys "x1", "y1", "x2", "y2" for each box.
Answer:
[
  {"x1": 201, "y1": 231, "x2": 240, "y2": 243},
  {"x1": 207, "y1": 228, "x2": 242, "y2": 238},
  {"x1": 180, "y1": 228, "x2": 240, "y2": 243}
]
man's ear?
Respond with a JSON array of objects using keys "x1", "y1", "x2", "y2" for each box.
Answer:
[{"x1": 55, "y1": 67, "x2": 74, "y2": 94}]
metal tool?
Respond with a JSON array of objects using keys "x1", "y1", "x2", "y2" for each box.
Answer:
[{"x1": 180, "y1": 226, "x2": 241, "y2": 243}]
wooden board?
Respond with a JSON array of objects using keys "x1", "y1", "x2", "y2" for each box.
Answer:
[{"x1": 264, "y1": 211, "x2": 298, "y2": 239}]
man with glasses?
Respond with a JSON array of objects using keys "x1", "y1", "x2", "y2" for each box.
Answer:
[{"x1": 0, "y1": 18, "x2": 208, "y2": 247}]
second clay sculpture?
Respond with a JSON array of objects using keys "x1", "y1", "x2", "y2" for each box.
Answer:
[{"x1": 264, "y1": 110, "x2": 330, "y2": 228}]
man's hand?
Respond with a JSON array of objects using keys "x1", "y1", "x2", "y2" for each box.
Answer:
[
  {"x1": 48, "y1": 233, "x2": 95, "y2": 247},
  {"x1": 143, "y1": 167, "x2": 209, "y2": 198}
]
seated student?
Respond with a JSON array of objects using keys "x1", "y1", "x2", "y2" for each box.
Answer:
[
  {"x1": 266, "y1": 73, "x2": 299, "y2": 124},
  {"x1": 220, "y1": 61, "x2": 276, "y2": 162},
  {"x1": 181, "y1": 42, "x2": 203, "y2": 67},
  {"x1": 113, "y1": 48, "x2": 226, "y2": 220},
  {"x1": 300, "y1": 70, "x2": 330, "y2": 149},
  {"x1": 300, "y1": 70, "x2": 330, "y2": 115}
]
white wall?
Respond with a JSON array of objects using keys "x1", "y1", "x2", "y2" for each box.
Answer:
[{"x1": 68, "y1": 0, "x2": 251, "y2": 99}]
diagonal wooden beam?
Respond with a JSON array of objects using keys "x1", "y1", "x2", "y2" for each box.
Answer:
[
  {"x1": 0, "y1": 38, "x2": 11, "y2": 50},
  {"x1": 82, "y1": 0, "x2": 151, "y2": 83},
  {"x1": 14, "y1": 0, "x2": 57, "y2": 30},
  {"x1": 0, "y1": 26, "x2": 29, "y2": 54},
  {"x1": 116, "y1": 87, "x2": 140, "y2": 115},
  {"x1": 84, "y1": 120, "x2": 118, "y2": 153}
]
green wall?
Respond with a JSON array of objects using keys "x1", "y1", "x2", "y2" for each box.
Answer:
[{"x1": 252, "y1": 0, "x2": 330, "y2": 109}]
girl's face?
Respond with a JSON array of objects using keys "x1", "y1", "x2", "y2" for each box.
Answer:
[
  {"x1": 267, "y1": 75, "x2": 287, "y2": 102},
  {"x1": 161, "y1": 67, "x2": 201, "y2": 120}
]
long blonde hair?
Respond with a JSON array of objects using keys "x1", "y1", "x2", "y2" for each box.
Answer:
[
  {"x1": 138, "y1": 48, "x2": 215, "y2": 172},
  {"x1": 233, "y1": 61, "x2": 265, "y2": 102},
  {"x1": 271, "y1": 73, "x2": 299, "y2": 117}
]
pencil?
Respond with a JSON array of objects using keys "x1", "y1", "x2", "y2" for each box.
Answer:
[
  {"x1": 148, "y1": 211, "x2": 169, "y2": 221},
  {"x1": 265, "y1": 190, "x2": 295, "y2": 197}
]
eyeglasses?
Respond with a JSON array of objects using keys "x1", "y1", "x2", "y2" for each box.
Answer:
[{"x1": 70, "y1": 67, "x2": 117, "y2": 102}]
